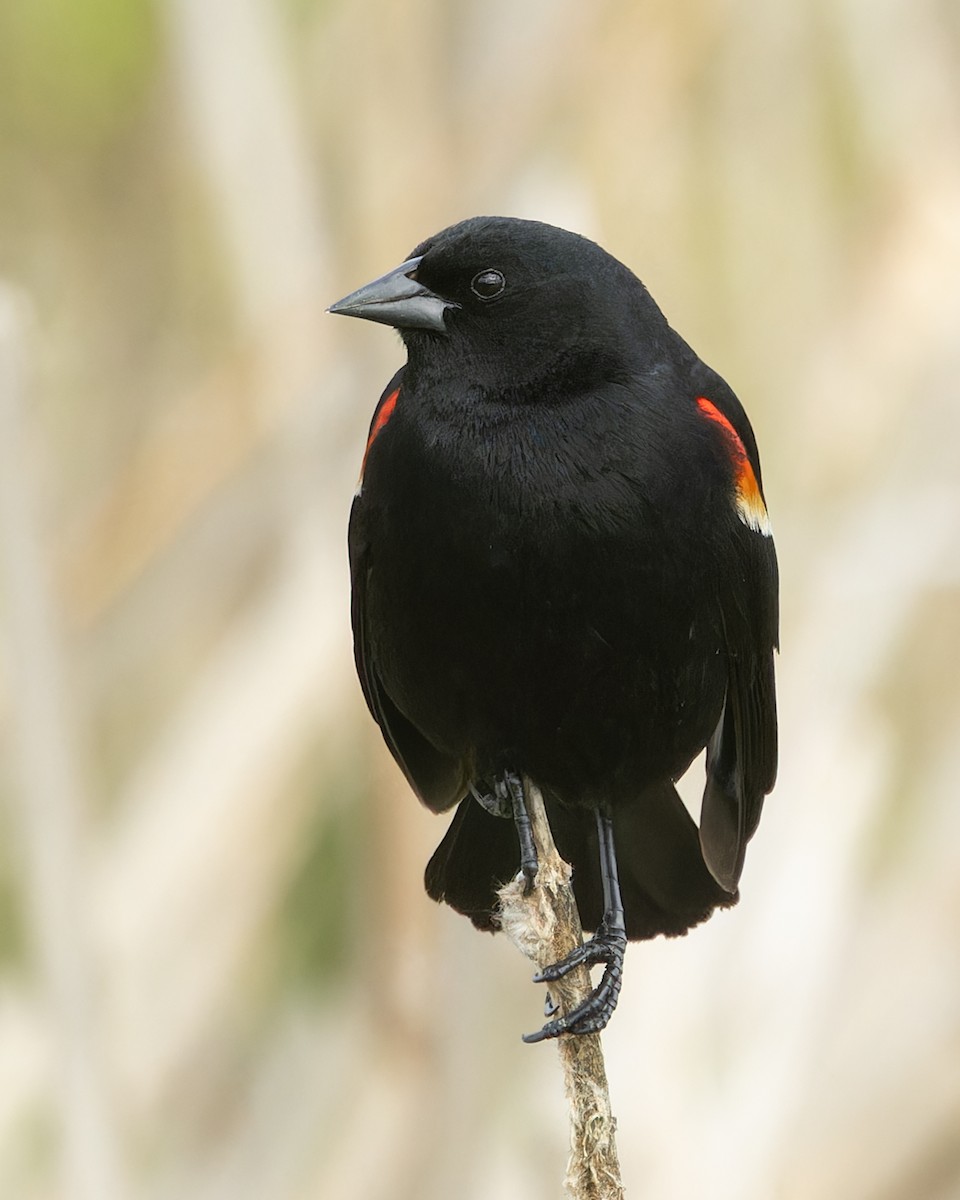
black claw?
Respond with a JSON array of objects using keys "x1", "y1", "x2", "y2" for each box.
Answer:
[
  {"x1": 543, "y1": 989, "x2": 559, "y2": 1018},
  {"x1": 470, "y1": 780, "x2": 512, "y2": 819},
  {"x1": 522, "y1": 1024, "x2": 554, "y2": 1044},
  {"x1": 523, "y1": 958, "x2": 624, "y2": 1041},
  {"x1": 532, "y1": 925, "x2": 623, "y2": 983},
  {"x1": 524, "y1": 926, "x2": 626, "y2": 1042}
]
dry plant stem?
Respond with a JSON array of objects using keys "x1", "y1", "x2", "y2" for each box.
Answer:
[{"x1": 498, "y1": 779, "x2": 624, "y2": 1200}]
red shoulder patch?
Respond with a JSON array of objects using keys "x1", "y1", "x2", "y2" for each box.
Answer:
[
  {"x1": 696, "y1": 397, "x2": 771, "y2": 535},
  {"x1": 359, "y1": 386, "x2": 400, "y2": 486}
]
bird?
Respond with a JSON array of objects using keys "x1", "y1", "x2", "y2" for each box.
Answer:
[{"x1": 329, "y1": 216, "x2": 778, "y2": 1041}]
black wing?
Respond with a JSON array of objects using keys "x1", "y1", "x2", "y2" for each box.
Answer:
[
  {"x1": 348, "y1": 369, "x2": 468, "y2": 813},
  {"x1": 695, "y1": 377, "x2": 779, "y2": 891}
]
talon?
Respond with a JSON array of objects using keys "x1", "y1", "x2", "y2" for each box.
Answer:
[
  {"x1": 523, "y1": 952, "x2": 625, "y2": 1042},
  {"x1": 471, "y1": 780, "x2": 512, "y2": 819},
  {"x1": 525, "y1": 923, "x2": 626, "y2": 1042},
  {"x1": 532, "y1": 927, "x2": 623, "y2": 983},
  {"x1": 543, "y1": 989, "x2": 559, "y2": 1018}
]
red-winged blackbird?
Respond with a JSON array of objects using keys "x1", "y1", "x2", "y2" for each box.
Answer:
[{"x1": 330, "y1": 217, "x2": 778, "y2": 1040}]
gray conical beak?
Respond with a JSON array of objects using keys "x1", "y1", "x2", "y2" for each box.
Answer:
[{"x1": 328, "y1": 256, "x2": 455, "y2": 333}]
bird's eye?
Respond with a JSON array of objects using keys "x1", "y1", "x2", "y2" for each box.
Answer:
[{"x1": 470, "y1": 269, "x2": 506, "y2": 300}]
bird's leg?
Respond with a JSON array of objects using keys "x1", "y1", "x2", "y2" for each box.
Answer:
[
  {"x1": 471, "y1": 771, "x2": 539, "y2": 892},
  {"x1": 504, "y1": 771, "x2": 539, "y2": 892},
  {"x1": 523, "y1": 805, "x2": 627, "y2": 1042}
]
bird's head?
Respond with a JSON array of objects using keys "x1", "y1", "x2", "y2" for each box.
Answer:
[{"x1": 329, "y1": 216, "x2": 668, "y2": 399}]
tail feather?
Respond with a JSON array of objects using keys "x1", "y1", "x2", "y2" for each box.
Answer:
[
  {"x1": 424, "y1": 793, "x2": 518, "y2": 932},
  {"x1": 425, "y1": 780, "x2": 735, "y2": 940}
]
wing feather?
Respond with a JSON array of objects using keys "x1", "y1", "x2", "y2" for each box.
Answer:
[
  {"x1": 349, "y1": 370, "x2": 467, "y2": 813},
  {"x1": 697, "y1": 377, "x2": 779, "y2": 891}
]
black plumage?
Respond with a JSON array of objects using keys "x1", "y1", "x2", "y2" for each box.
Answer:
[{"x1": 331, "y1": 216, "x2": 778, "y2": 1037}]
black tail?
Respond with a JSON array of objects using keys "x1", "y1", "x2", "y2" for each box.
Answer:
[{"x1": 424, "y1": 780, "x2": 735, "y2": 940}]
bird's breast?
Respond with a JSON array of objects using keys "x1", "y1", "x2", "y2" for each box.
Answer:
[{"x1": 356, "y1": 403, "x2": 726, "y2": 787}]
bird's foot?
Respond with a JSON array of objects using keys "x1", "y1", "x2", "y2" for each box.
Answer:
[
  {"x1": 522, "y1": 925, "x2": 627, "y2": 1042},
  {"x1": 470, "y1": 779, "x2": 512, "y2": 819}
]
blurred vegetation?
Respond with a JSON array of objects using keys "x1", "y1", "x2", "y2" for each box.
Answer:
[
  {"x1": 275, "y1": 743, "x2": 371, "y2": 996},
  {"x1": 0, "y1": 1, "x2": 958, "y2": 1198}
]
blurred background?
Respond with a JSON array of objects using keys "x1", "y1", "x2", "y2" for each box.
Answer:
[{"x1": 0, "y1": 0, "x2": 959, "y2": 1197}]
